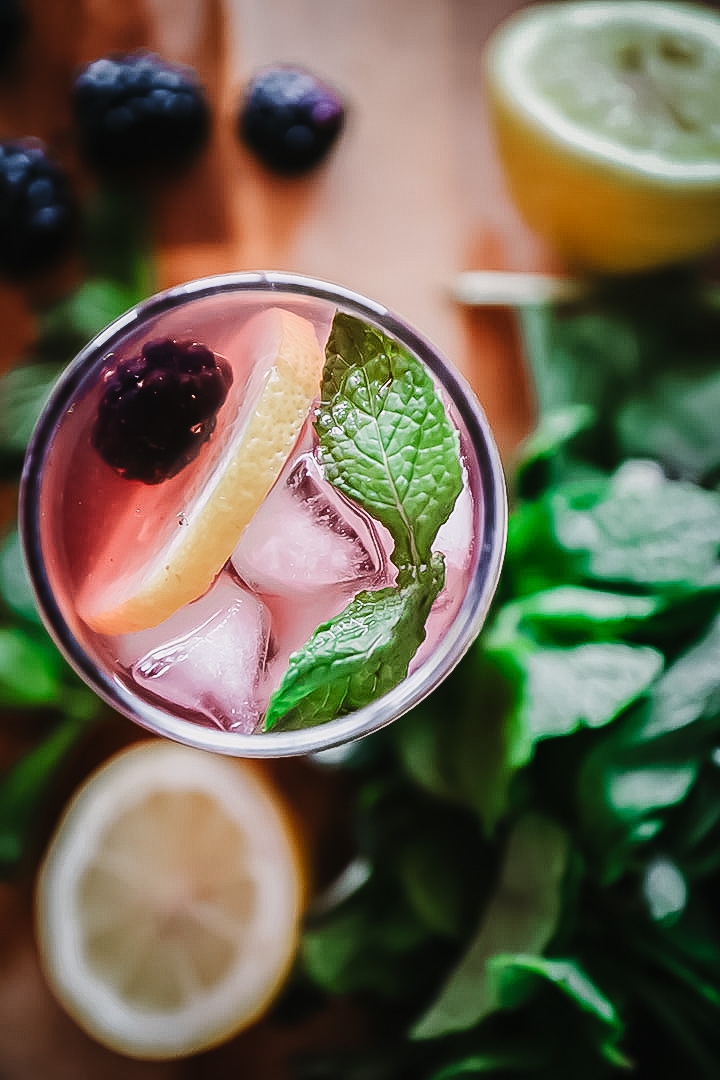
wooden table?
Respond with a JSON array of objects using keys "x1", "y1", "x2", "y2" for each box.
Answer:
[{"x1": 0, "y1": 1, "x2": 551, "y2": 1075}]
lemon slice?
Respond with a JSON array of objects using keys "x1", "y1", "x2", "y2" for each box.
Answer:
[
  {"x1": 484, "y1": 1, "x2": 720, "y2": 272},
  {"x1": 35, "y1": 740, "x2": 305, "y2": 1060},
  {"x1": 79, "y1": 307, "x2": 325, "y2": 635}
]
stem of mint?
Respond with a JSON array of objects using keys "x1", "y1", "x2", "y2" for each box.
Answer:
[{"x1": 264, "y1": 313, "x2": 463, "y2": 733}]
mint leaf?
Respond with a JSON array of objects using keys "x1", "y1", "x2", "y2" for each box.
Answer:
[
  {"x1": 267, "y1": 313, "x2": 464, "y2": 731},
  {"x1": 617, "y1": 367, "x2": 720, "y2": 482},
  {"x1": 392, "y1": 827, "x2": 472, "y2": 939},
  {"x1": 642, "y1": 856, "x2": 688, "y2": 923},
  {"x1": 393, "y1": 652, "x2": 522, "y2": 834},
  {"x1": 517, "y1": 270, "x2": 720, "y2": 480},
  {"x1": 517, "y1": 404, "x2": 595, "y2": 468},
  {"x1": 0, "y1": 362, "x2": 65, "y2": 462},
  {"x1": 265, "y1": 562, "x2": 443, "y2": 732},
  {"x1": 0, "y1": 626, "x2": 67, "y2": 707},
  {"x1": 487, "y1": 956, "x2": 628, "y2": 1068},
  {"x1": 412, "y1": 814, "x2": 568, "y2": 1039},
  {"x1": 637, "y1": 612, "x2": 720, "y2": 742},
  {"x1": 0, "y1": 716, "x2": 90, "y2": 873},
  {"x1": 430, "y1": 1049, "x2": 545, "y2": 1078},
  {"x1": 577, "y1": 615, "x2": 720, "y2": 880},
  {"x1": 316, "y1": 313, "x2": 462, "y2": 573},
  {"x1": 519, "y1": 303, "x2": 642, "y2": 420},
  {"x1": 302, "y1": 888, "x2": 431, "y2": 999},
  {"x1": 504, "y1": 642, "x2": 664, "y2": 768},
  {"x1": 553, "y1": 470, "x2": 720, "y2": 590},
  {"x1": 37, "y1": 278, "x2": 143, "y2": 349},
  {"x1": 80, "y1": 186, "x2": 154, "y2": 300},
  {"x1": 508, "y1": 468, "x2": 720, "y2": 595},
  {"x1": 514, "y1": 403, "x2": 595, "y2": 497},
  {"x1": 0, "y1": 530, "x2": 41, "y2": 624},
  {"x1": 491, "y1": 586, "x2": 661, "y2": 646}
]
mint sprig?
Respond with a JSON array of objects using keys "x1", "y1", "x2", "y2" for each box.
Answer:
[
  {"x1": 265, "y1": 313, "x2": 463, "y2": 732},
  {"x1": 317, "y1": 313, "x2": 463, "y2": 576},
  {"x1": 264, "y1": 561, "x2": 444, "y2": 732}
]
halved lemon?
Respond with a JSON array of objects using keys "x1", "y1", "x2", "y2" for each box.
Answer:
[
  {"x1": 484, "y1": 1, "x2": 720, "y2": 273},
  {"x1": 35, "y1": 740, "x2": 305, "y2": 1060},
  {"x1": 79, "y1": 306, "x2": 325, "y2": 635}
]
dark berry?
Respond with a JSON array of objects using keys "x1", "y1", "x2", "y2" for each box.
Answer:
[
  {"x1": 0, "y1": 0, "x2": 25, "y2": 68},
  {"x1": 92, "y1": 339, "x2": 233, "y2": 484},
  {"x1": 72, "y1": 51, "x2": 210, "y2": 173},
  {"x1": 0, "y1": 138, "x2": 75, "y2": 278},
  {"x1": 239, "y1": 65, "x2": 345, "y2": 175}
]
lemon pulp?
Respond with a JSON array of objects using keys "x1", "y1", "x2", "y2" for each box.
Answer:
[
  {"x1": 484, "y1": 1, "x2": 720, "y2": 272},
  {"x1": 35, "y1": 741, "x2": 305, "y2": 1060}
]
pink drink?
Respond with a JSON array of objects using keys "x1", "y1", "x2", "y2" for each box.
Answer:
[{"x1": 21, "y1": 274, "x2": 506, "y2": 757}]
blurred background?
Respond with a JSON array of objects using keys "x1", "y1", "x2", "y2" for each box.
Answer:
[{"x1": 1, "y1": 1, "x2": 720, "y2": 1078}]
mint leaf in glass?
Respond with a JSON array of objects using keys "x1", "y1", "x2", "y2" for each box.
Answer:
[
  {"x1": 267, "y1": 313, "x2": 464, "y2": 732},
  {"x1": 316, "y1": 312, "x2": 462, "y2": 575},
  {"x1": 265, "y1": 561, "x2": 443, "y2": 732}
]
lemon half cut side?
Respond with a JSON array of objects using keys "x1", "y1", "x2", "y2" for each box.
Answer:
[
  {"x1": 35, "y1": 741, "x2": 305, "y2": 1060},
  {"x1": 79, "y1": 306, "x2": 325, "y2": 636},
  {"x1": 484, "y1": 1, "x2": 720, "y2": 272}
]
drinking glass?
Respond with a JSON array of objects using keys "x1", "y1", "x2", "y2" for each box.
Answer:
[{"x1": 20, "y1": 272, "x2": 506, "y2": 756}]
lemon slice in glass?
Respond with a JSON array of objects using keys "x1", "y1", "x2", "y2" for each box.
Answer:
[
  {"x1": 35, "y1": 740, "x2": 305, "y2": 1060},
  {"x1": 79, "y1": 306, "x2": 325, "y2": 635},
  {"x1": 484, "y1": 1, "x2": 720, "y2": 273}
]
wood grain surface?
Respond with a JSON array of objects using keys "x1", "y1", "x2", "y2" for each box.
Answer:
[{"x1": 0, "y1": 2, "x2": 550, "y2": 1076}]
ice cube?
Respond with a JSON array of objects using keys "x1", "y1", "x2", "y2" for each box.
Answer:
[
  {"x1": 232, "y1": 452, "x2": 387, "y2": 594},
  {"x1": 112, "y1": 575, "x2": 270, "y2": 733}
]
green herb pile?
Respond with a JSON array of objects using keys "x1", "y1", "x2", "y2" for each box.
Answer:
[
  {"x1": 287, "y1": 268, "x2": 720, "y2": 1080},
  {"x1": 0, "y1": 190, "x2": 152, "y2": 873}
]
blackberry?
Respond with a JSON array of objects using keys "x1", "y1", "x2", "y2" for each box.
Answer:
[
  {"x1": 0, "y1": 138, "x2": 75, "y2": 278},
  {"x1": 239, "y1": 65, "x2": 345, "y2": 175},
  {"x1": 72, "y1": 51, "x2": 210, "y2": 173},
  {"x1": 92, "y1": 339, "x2": 233, "y2": 485}
]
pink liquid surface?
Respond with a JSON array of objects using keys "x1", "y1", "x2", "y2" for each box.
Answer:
[{"x1": 36, "y1": 292, "x2": 481, "y2": 735}]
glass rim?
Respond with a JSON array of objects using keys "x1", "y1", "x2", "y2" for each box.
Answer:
[{"x1": 20, "y1": 270, "x2": 507, "y2": 758}]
